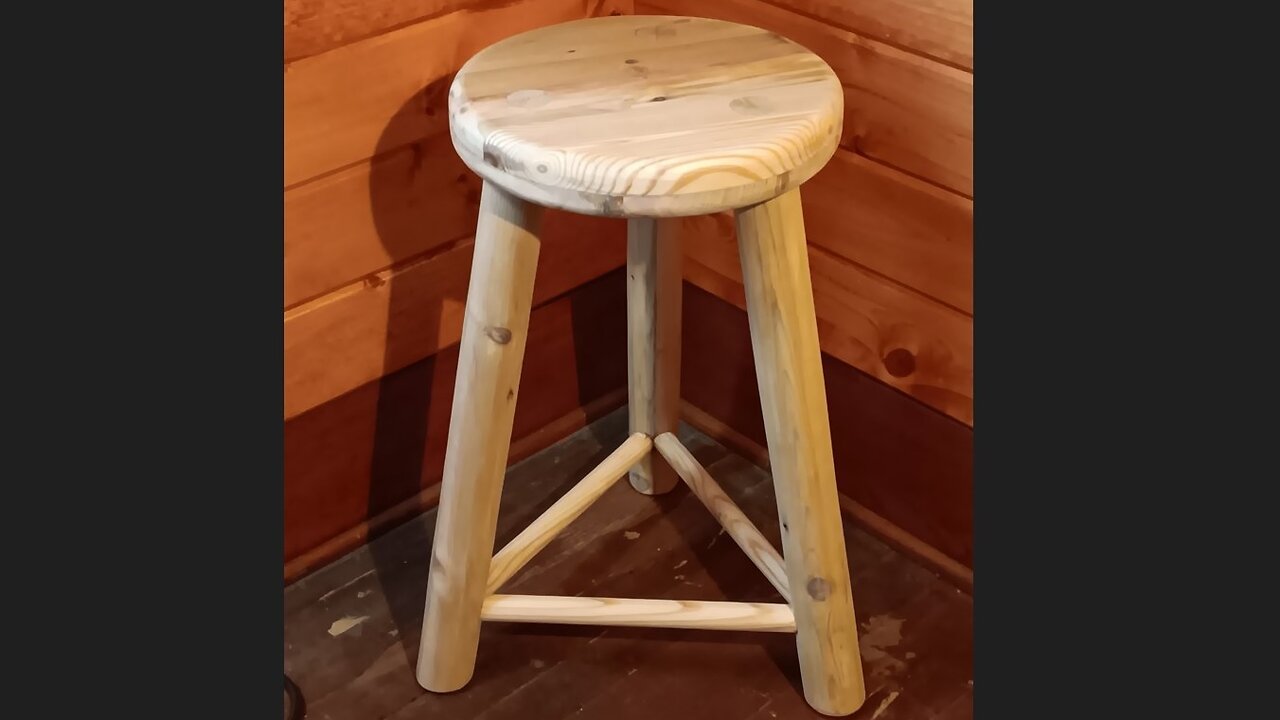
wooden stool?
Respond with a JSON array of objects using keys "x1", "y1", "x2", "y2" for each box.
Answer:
[{"x1": 417, "y1": 15, "x2": 865, "y2": 716}]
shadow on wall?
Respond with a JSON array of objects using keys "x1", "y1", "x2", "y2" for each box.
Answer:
[{"x1": 363, "y1": 82, "x2": 618, "y2": 670}]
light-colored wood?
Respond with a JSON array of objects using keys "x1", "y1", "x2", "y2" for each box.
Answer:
[
  {"x1": 487, "y1": 433, "x2": 653, "y2": 593},
  {"x1": 653, "y1": 432, "x2": 791, "y2": 602},
  {"x1": 639, "y1": 0, "x2": 972, "y2": 196},
  {"x1": 682, "y1": 214, "x2": 972, "y2": 425},
  {"x1": 448, "y1": 15, "x2": 843, "y2": 217},
  {"x1": 284, "y1": 0, "x2": 601, "y2": 187},
  {"x1": 481, "y1": 594, "x2": 797, "y2": 632},
  {"x1": 735, "y1": 188, "x2": 865, "y2": 716},
  {"x1": 626, "y1": 218, "x2": 681, "y2": 494},
  {"x1": 283, "y1": 211, "x2": 624, "y2": 420},
  {"x1": 417, "y1": 181, "x2": 543, "y2": 693}
]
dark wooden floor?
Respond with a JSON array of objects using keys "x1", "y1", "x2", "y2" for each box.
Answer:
[{"x1": 284, "y1": 410, "x2": 972, "y2": 719}]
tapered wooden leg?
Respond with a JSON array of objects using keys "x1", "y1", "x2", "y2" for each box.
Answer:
[
  {"x1": 626, "y1": 217, "x2": 681, "y2": 495},
  {"x1": 735, "y1": 189, "x2": 866, "y2": 717},
  {"x1": 417, "y1": 182, "x2": 542, "y2": 692}
]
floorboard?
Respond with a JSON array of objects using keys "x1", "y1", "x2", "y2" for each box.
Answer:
[{"x1": 284, "y1": 409, "x2": 972, "y2": 719}]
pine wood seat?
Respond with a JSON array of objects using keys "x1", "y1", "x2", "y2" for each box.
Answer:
[
  {"x1": 448, "y1": 15, "x2": 843, "y2": 217},
  {"x1": 420, "y1": 14, "x2": 867, "y2": 718}
]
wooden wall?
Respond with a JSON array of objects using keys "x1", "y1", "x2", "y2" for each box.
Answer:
[
  {"x1": 284, "y1": 0, "x2": 972, "y2": 583},
  {"x1": 284, "y1": 0, "x2": 633, "y2": 580},
  {"x1": 640, "y1": 0, "x2": 974, "y2": 425},
  {"x1": 633, "y1": 0, "x2": 974, "y2": 578}
]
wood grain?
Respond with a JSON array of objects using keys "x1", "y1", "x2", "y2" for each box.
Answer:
[
  {"x1": 481, "y1": 595, "x2": 797, "y2": 632},
  {"x1": 735, "y1": 189, "x2": 865, "y2": 716},
  {"x1": 663, "y1": 148, "x2": 973, "y2": 318},
  {"x1": 680, "y1": 282, "x2": 973, "y2": 569},
  {"x1": 760, "y1": 0, "x2": 973, "y2": 70},
  {"x1": 285, "y1": 0, "x2": 489, "y2": 63},
  {"x1": 283, "y1": 133, "x2": 480, "y2": 309},
  {"x1": 418, "y1": 182, "x2": 542, "y2": 692},
  {"x1": 487, "y1": 433, "x2": 652, "y2": 593},
  {"x1": 284, "y1": 0, "x2": 602, "y2": 187},
  {"x1": 803, "y1": 149, "x2": 972, "y2": 313},
  {"x1": 448, "y1": 14, "x2": 843, "y2": 216},
  {"x1": 284, "y1": 210, "x2": 625, "y2": 420},
  {"x1": 681, "y1": 215, "x2": 972, "y2": 425},
  {"x1": 653, "y1": 432, "x2": 790, "y2": 602},
  {"x1": 639, "y1": 0, "x2": 972, "y2": 195},
  {"x1": 284, "y1": 270, "x2": 629, "y2": 575},
  {"x1": 625, "y1": 218, "x2": 681, "y2": 494}
]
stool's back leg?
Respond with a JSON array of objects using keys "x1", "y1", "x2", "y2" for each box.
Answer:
[
  {"x1": 735, "y1": 189, "x2": 866, "y2": 716},
  {"x1": 417, "y1": 181, "x2": 542, "y2": 692},
  {"x1": 626, "y1": 217, "x2": 682, "y2": 495}
]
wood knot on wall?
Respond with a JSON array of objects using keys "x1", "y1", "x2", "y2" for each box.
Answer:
[{"x1": 882, "y1": 348, "x2": 916, "y2": 378}]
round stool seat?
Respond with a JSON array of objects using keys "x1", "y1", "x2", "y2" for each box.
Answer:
[{"x1": 448, "y1": 15, "x2": 843, "y2": 217}]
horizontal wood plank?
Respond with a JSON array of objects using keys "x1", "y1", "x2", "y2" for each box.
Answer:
[
  {"x1": 638, "y1": 0, "x2": 972, "y2": 195},
  {"x1": 284, "y1": 270, "x2": 629, "y2": 565},
  {"x1": 285, "y1": 0, "x2": 488, "y2": 62},
  {"x1": 762, "y1": 0, "x2": 972, "y2": 70},
  {"x1": 284, "y1": 0, "x2": 622, "y2": 187},
  {"x1": 804, "y1": 150, "x2": 972, "y2": 313},
  {"x1": 284, "y1": 133, "x2": 482, "y2": 308},
  {"x1": 680, "y1": 217, "x2": 972, "y2": 424},
  {"x1": 284, "y1": 211, "x2": 626, "y2": 419}
]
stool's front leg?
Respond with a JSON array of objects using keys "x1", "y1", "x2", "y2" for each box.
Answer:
[
  {"x1": 417, "y1": 181, "x2": 542, "y2": 693},
  {"x1": 735, "y1": 189, "x2": 866, "y2": 716}
]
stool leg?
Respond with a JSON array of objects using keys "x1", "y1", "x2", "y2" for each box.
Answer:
[
  {"x1": 417, "y1": 181, "x2": 542, "y2": 692},
  {"x1": 735, "y1": 189, "x2": 866, "y2": 716},
  {"x1": 626, "y1": 218, "x2": 681, "y2": 495}
]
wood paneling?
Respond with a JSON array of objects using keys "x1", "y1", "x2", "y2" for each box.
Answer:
[
  {"x1": 680, "y1": 214, "x2": 972, "y2": 425},
  {"x1": 637, "y1": 0, "x2": 972, "y2": 195},
  {"x1": 284, "y1": 0, "x2": 626, "y2": 187},
  {"x1": 804, "y1": 150, "x2": 972, "y2": 313},
  {"x1": 282, "y1": 0, "x2": 639, "y2": 571},
  {"x1": 284, "y1": 133, "x2": 481, "y2": 308},
  {"x1": 282, "y1": 0, "x2": 633, "y2": 311},
  {"x1": 286, "y1": 0, "x2": 489, "y2": 63},
  {"x1": 760, "y1": 0, "x2": 973, "y2": 70},
  {"x1": 284, "y1": 211, "x2": 625, "y2": 420},
  {"x1": 680, "y1": 282, "x2": 972, "y2": 567},
  {"x1": 282, "y1": 0, "x2": 973, "y2": 585},
  {"x1": 284, "y1": 270, "x2": 628, "y2": 569}
]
